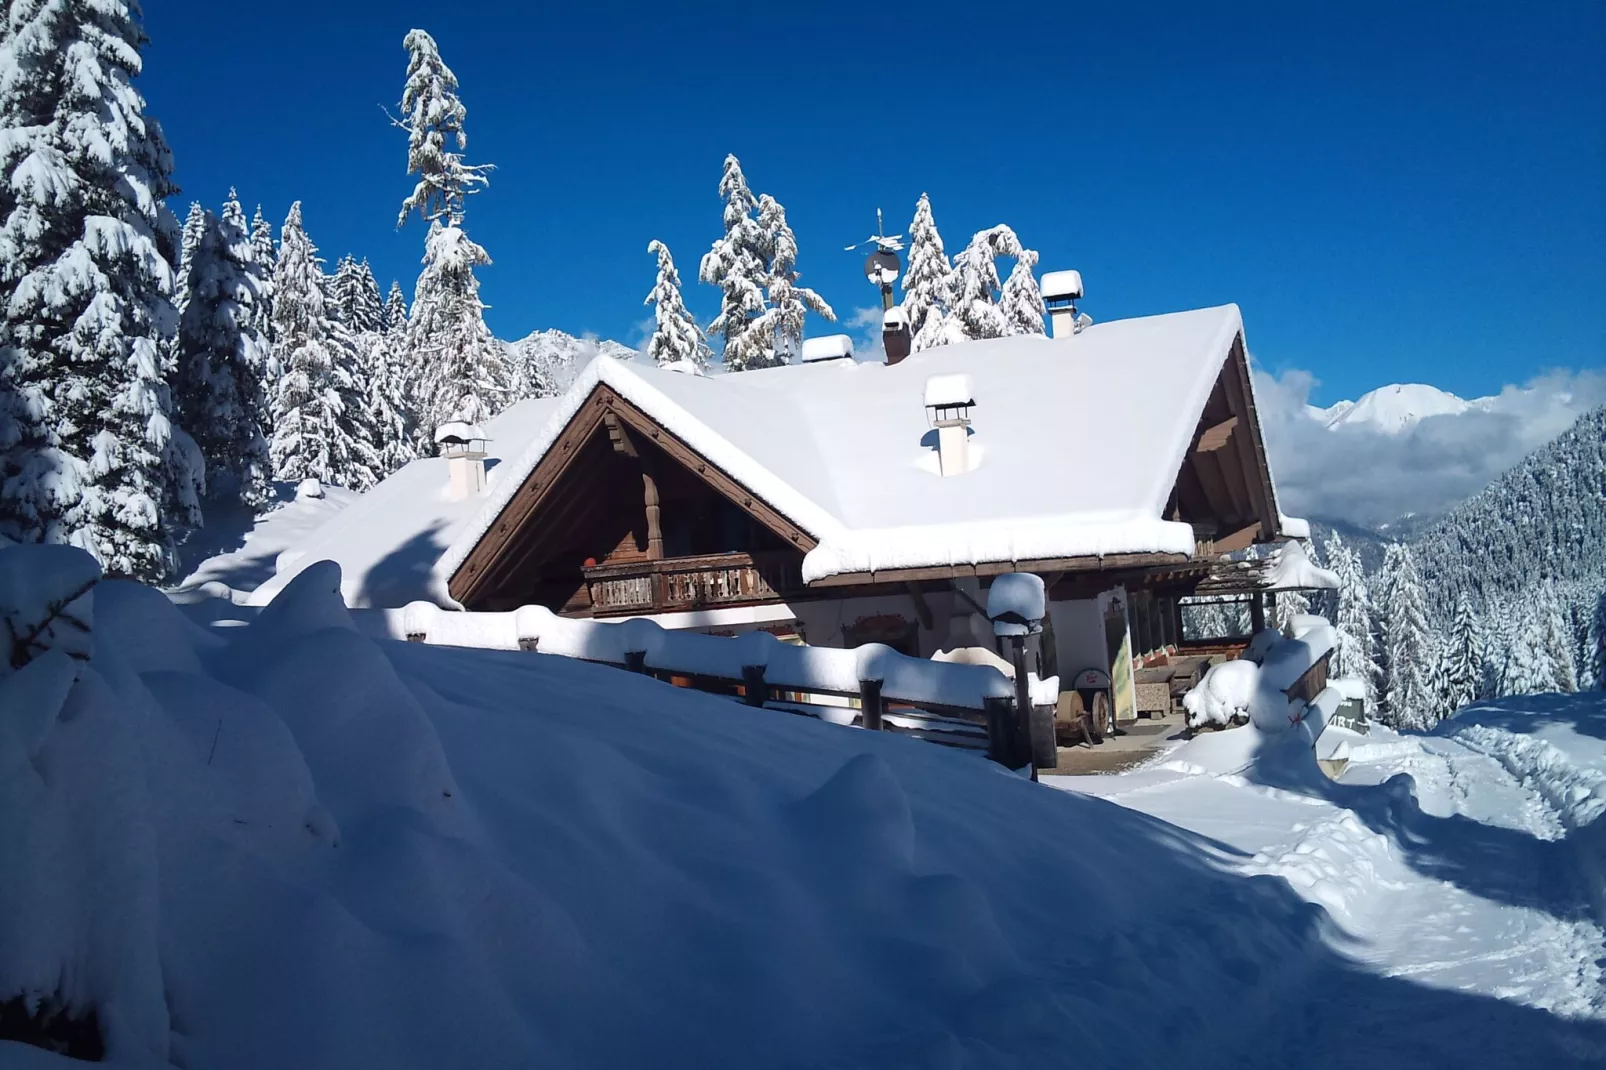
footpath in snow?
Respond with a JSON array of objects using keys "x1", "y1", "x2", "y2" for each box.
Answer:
[
  {"x1": 2, "y1": 544, "x2": 1604, "y2": 1068},
  {"x1": 1058, "y1": 698, "x2": 1606, "y2": 1028}
]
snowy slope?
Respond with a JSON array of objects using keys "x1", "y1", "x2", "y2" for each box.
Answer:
[
  {"x1": 4, "y1": 545, "x2": 1604, "y2": 1067},
  {"x1": 174, "y1": 482, "x2": 358, "y2": 598}
]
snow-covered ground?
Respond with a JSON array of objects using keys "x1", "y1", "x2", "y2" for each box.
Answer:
[
  {"x1": 1059, "y1": 702, "x2": 1606, "y2": 1031},
  {"x1": 3, "y1": 544, "x2": 1604, "y2": 1067},
  {"x1": 171, "y1": 481, "x2": 356, "y2": 599}
]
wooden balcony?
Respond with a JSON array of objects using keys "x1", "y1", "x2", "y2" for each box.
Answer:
[{"x1": 582, "y1": 552, "x2": 803, "y2": 615}]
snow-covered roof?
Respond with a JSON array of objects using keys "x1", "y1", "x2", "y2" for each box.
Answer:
[
  {"x1": 444, "y1": 303, "x2": 1263, "y2": 590},
  {"x1": 261, "y1": 303, "x2": 1292, "y2": 607},
  {"x1": 248, "y1": 397, "x2": 561, "y2": 608}
]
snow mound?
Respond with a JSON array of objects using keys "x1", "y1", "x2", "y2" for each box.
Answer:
[{"x1": 18, "y1": 543, "x2": 1589, "y2": 1067}]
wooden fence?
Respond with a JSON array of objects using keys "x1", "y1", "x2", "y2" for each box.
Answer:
[{"x1": 354, "y1": 601, "x2": 1057, "y2": 769}]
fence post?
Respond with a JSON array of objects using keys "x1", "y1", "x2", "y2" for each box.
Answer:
[
  {"x1": 1009, "y1": 636, "x2": 1038, "y2": 779},
  {"x1": 859, "y1": 678, "x2": 884, "y2": 731},
  {"x1": 624, "y1": 650, "x2": 647, "y2": 673},
  {"x1": 741, "y1": 665, "x2": 767, "y2": 707}
]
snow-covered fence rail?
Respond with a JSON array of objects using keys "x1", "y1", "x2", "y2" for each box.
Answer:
[{"x1": 353, "y1": 601, "x2": 1049, "y2": 767}]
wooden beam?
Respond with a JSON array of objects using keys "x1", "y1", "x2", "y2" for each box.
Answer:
[
  {"x1": 1194, "y1": 415, "x2": 1238, "y2": 453},
  {"x1": 642, "y1": 462, "x2": 663, "y2": 561},
  {"x1": 604, "y1": 411, "x2": 637, "y2": 457},
  {"x1": 1209, "y1": 522, "x2": 1261, "y2": 555},
  {"x1": 904, "y1": 583, "x2": 934, "y2": 631},
  {"x1": 1188, "y1": 450, "x2": 1238, "y2": 527},
  {"x1": 1209, "y1": 443, "x2": 1253, "y2": 523}
]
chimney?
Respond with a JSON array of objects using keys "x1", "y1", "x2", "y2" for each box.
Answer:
[
  {"x1": 434, "y1": 421, "x2": 489, "y2": 501},
  {"x1": 1041, "y1": 270, "x2": 1087, "y2": 338},
  {"x1": 882, "y1": 306, "x2": 912, "y2": 365},
  {"x1": 923, "y1": 374, "x2": 975, "y2": 477}
]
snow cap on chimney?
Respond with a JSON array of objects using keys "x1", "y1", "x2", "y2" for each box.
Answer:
[
  {"x1": 1041, "y1": 270, "x2": 1092, "y2": 338},
  {"x1": 882, "y1": 305, "x2": 911, "y2": 365}
]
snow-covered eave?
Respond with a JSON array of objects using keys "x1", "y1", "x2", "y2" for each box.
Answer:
[
  {"x1": 435, "y1": 356, "x2": 849, "y2": 599},
  {"x1": 801, "y1": 514, "x2": 1198, "y2": 586}
]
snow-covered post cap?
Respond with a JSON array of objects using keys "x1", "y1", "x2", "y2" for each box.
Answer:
[
  {"x1": 1040, "y1": 270, "x2": 1084, "y2": 301},
  {"x1": 295, "y1": 477, "x2": 324, "y2": 500},
  {"x1": 800, "y1": 335, "x2": 854, "y2": 363},
  {"x1": 987, "y1": 572, "x2": 1046, "y2": 638}
]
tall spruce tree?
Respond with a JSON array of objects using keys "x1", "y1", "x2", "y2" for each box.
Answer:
[
  {"x1": 0, "y1": 0, "x2": 189, "y2": 580},
  {"x1": 1539, "y1": 584, "x2": 1578, "y2": 693},
  {"x1": 1443, "y1": 592, "x2": 1484, "y2": 709},
  {"x1": 395, "y1": 29, "x2": 507, "y2": 435},
  {"x1": 942, "y1": 225, "x2": 1022, "y2": 343},
  {"x1": 248, "y1": 206, "x2": 277, "y2": 352},
  {"x1": 750, "y1": 194, "x2": 834, "y2": 365},
  {"x1": 902, "y1": 193, "x2": 952, "y2": 353},
  {"x1": 405, "y1": 224, "x2": 507, "y2": 431},
  {"x1": 1378, "y1": 543, "x2": 1438, "y2": 729},
  {"x1": 1000, "y1": 246, "x2": 1047, "y2": 337},
  {"x1": 644, "y1": 240, "x2": 710, "y2": 368},
  {"x1": 173, "y1": 195, "x2": 273, "y2": 508},
  {"x1": 174, "y1": 202, "x2": 208, "y2": 317},
  {"x1": 383, "y1": 280, "x2": 408, "y2": 333},
  {"x1": 396, "y1": 29, "x2": 490, "y2": 227},
  {"x1": 269, "y1": 203, "x2": 379, "y2": 488},
  {"x1": 1326, "y1": 533, "x2": 1383, "y2": 704},
  {"x1": 698, "y1": 154, "x2": 769, "y2": 370},
  {"x1": 1589, "y1": 589, "x2": 1606, "y2": 691},
  {"x1": 330, "y1": 254, "x2": 384, "y2": 333}
]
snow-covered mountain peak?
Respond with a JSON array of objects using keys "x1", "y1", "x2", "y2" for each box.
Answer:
[{"x1": 1313, "y1": 383, "x2": 1492, "y2": 435}]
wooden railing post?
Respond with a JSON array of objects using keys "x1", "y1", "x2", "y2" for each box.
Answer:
[
  {"x1": 859, "y1": 678, "x2": 884, "y2": 731},
  {"x1": 741, "y1": 665, "x2": 767, "y2": 707}
]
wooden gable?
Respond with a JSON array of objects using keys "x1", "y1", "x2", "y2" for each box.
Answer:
[
  {"x1": 448, "y1": 383, "x2": 818, "y2": 611},
  {"x1": 1165, "y1": 332, "x2": 1281, "y2": 555}
]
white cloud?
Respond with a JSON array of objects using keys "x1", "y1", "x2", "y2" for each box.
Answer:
[
  {"x1": 844, "y1": 305, "x2": 886, "y2": 363},
  {"x1": 1255, "y1": 364, "x2": 1606, "y2": 529}
]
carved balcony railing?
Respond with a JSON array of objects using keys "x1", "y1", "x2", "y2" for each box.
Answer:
[{"x1": 583, "y1": 552, "x2": 803, "y2": 614}]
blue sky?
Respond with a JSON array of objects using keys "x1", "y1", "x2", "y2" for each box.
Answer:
[{"x1": 141, "y1": 1, "x2": 1604, "y2": 404}]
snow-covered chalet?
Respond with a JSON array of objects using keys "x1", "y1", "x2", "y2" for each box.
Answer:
[{"x1": 254, "y1": 296, "x2": 1316, "y2": 724}]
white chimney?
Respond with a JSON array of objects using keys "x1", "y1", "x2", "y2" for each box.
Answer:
[
  {"x1": 1041, "y1": 269, "x2": 1088, "y2": 339},
  {"x1": 434, "y1": 421, "x2": 489, "y2": 501},
  {"x1": 923, "y1": 374, "x2": 975, "y2": 477}
]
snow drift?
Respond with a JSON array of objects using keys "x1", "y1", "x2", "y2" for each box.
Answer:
[{"x1": 2, "y1": 544, "x2": 1602, "y2": 1068}]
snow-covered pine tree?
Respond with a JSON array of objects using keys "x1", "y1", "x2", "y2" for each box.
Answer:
[
  {"x1": 0, "y1": 0, "x2": 189, "y2": 580},
  {"x1": 360, "y1": 328, "x2": 415, "y2": 478},
  {"x1": 749, "y1": 194, "x2": 834, "y2": 365},
  {"x1": 173, "y1": 196, "x2": 273, "y2": 508},
  {"x1": 404, "y1": 223, "x2": 509, "y2": 432},
  {"x1": 174, "y1": 202, "x2": 208, "y2": 317},
  {"x1": 248, "y1": 205, "x2": 277, "y2": 350},
  {"x1": 1539, "y1": 583, "x2": 1578, "y2": 693},
  {"x1": 1442, "y1": 592, "x2": 1484, "y2": 710},
  {"x1": 1589, "y1": 589, "x2": 1606, "y2": 691},
  {"x1": 1000, "y1": 246, "x2": 1047, "y2": 337},
  {"x1": 383, "y1": 280, "x2": 408, "y2": 333},
  {"x1": 395, "y1": 29, "x2": 507, "y2": 435},
  {"x1": 644, "y1": 239, "x2": 710, "y2": 369},
  {"x1": 1377, "y1": 543, "x2": 1439, "y2": 729},
  {"x1": 330, "y1": 255, "x2": 385, "y2": 334},
  {"x1": 1273, "y1": 586, "x2": 1311, "y2": 634},
  {"x1": 902, "y1": 193, "x2": 952, "y2": 353},
  {"x1": 396, "y1": 29, "x2": 490, "y2": 227},
  {"x1": 698, "y1": 154, "x2": 770, "y2": 371},
  {"x1": 269, "y1": 203, "x2": 380, "y2": 489},
  {"x1": 1500, "y1": 599, "x2": 1559, "y2": 697},
  {"x1": 1326, "y1": 533, "x2": 1382, "y2": 705},
  {"x1": 942, "y1": 225, "x2": 1022, "y2": 343}
]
